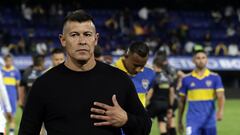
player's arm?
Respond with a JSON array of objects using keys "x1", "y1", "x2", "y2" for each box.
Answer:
[
  {"x1": 15, "y1": 69, "x2": 22, "y2": 105},
  {"x1": 178, "y1": 95, "x2": 186, "y2": 135},
  {"x1": 177, "y1": 77, "x2": 187, "y2": 135},
  {"x1": 215, "y1": 75, "x2": 225, "y2": 121},
  {"x1": 19, "y1": 70, "x2": 28, "y2": 108},
  {"x1": 167, "y1": 86, "x2": 175, "y2": 124},
  {"x1": 168, "y1": 86, "x2": 175, "y2": 110},
  {"x1": 216, "y1": 91, "x2": 225, "y2": 121},
  {"x1": 146, "y1": 88, "x2": 153, "y2": 105},
  {"x1": 176, "y1": 70, "x2": 185, "y2": 90}
]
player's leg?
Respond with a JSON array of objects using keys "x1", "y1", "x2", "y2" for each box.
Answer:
[
  {"x1": 202, "y1": 126, "x2": 216, "y2": 135},
  {"x1": 147, "y1": 100, "x2": 166, "y2": 135},
  {"x1": 168, "y1": 98, "x2": 178, "y2": 135},
  {"x1": 157, "y1": 101, "x2": 168, "y2": 135},
  {"x1": 7, "y1": 89, "x2": 17, "y2": 135}
]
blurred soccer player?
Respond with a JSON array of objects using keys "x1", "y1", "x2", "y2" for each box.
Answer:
[
  {"x1": 19, "y1": 54, "x2": 45, "y2": 109},
  {"x1": 178, "y1": 50, "x2": 225, "y2": 135},
  {"x1": 146, "y1": 56, "x2": 176, "y2": 135},
  {"x1": 153, "y1": 51, "x2": 185, "y2": 135},
  {"x1": 51, "y1": 48, "x2": 65, "y2": 67},
  {"x1": 1, "y1": 54, "x2": 21, "y2": 135},
  {"x1": 94, "y1": 45, "x2": 104, "y2": 62},
  {"x1": 114, "y1": 41, "x2": 155, "y2": 107},
  {"x1": 0, "y1": 68, "x2": 12, "y2": 135}
]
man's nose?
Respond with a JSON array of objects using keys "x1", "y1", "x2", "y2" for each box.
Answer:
[{"x1": 77, "y1": 35, "x2": 87, "y2": 45}]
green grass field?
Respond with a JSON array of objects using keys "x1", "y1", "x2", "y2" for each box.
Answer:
[{"x1": 12, "y1": 99, "x2": 240, "y2": 135}]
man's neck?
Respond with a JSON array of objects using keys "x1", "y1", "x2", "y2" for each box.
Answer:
[
  {"x1": 64, "y1": 57, "x2": 96, "y2": 72},
  {"x1": 5, "y1": 65, "x2": 12, "y2": 69},
  {"x1": 195, "y1": 68, "x2": 206, "y2": 76}
]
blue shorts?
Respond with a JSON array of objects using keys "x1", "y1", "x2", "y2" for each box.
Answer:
[
  {"x1": 4, "y1": 89, "x2": 17, "y2": 115},
  {"x1": 186, "y1": 124, "x2": 216, "y2": 135}
]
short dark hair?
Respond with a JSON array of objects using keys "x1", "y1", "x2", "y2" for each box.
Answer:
[
  {"x1": 62, "y1": 9, "x2": 94, "y2": 29},
  {"x1": 155, "y1": 50, "x2": 167, "y2": 62},
  {"x1": 32, "y1": 54, "x2": 45, "y2": 66},
  {"x1": 193, "y1": 49, "x2": 207, "y2": 56},
  {"x1": 51, "y1": 48, "x2": 64, "y2": 56},
  {"x1": 153, "y1": 56, "x2": 165, "y2": 68},
  {"x1": 3, "y1": 54, "x2": 13, "y2": 60},
  {"x1": 128, "y1": 41, "x2": 149, "y2": 57}
]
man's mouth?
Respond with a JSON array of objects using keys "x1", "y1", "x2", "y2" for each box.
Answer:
[{"x1": 76, "y1": 49, "x2": 89, "y2": 52}]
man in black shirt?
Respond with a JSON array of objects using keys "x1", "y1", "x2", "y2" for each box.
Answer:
[
  {"x1": 18, "y1": 10, "x2": 151, "y2": 135},
  {"x1": 19, "y1": 54, "x2": 45, "y2": 109}
]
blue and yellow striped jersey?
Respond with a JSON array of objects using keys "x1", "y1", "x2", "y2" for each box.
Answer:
[
  {"x1": 114, "y1": 57, "x2": 155, "y2": 107},
  {"x1": 1, "y1": 66, "x2": 21, "y2": 91},
  {"x1": 179, "y1": 69, "x2": 224, "y2": 126}
]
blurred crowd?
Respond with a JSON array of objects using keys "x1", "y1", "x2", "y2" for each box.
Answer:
[{"x1": 0, "y1": 2, "x2": 240, "y2": 57}]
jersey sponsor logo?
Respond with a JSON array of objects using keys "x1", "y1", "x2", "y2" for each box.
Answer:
[
  {"x1": 206, "y1": 80, "x2": 212, "y2": 87},
  {"x1": 142, "y1": 79, "x2": 149, "y2": 89},
  {"x1": 190, "y1": 82, "x2": 195, "y2": 87}
]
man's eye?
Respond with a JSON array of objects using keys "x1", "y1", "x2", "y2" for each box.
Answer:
[
  {"x1": 71, "y1": 33, "x2": 78, "y2": 37},
  {"x1": 85, "y1": 33, "x2": 92, "y2": 37}
]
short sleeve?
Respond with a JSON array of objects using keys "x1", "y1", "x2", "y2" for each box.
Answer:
[
  {"x1": 215, "y1": 75, "x2": 224, "y2": 92},
  {"x1": 179, "y1": 77, "x2": 188, "y2": 96}
]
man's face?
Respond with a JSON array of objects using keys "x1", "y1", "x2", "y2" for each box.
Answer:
[
  {"x1": 52, "y1": 53, "x2": 65, "y2": 67},
  {"x1": 193, "y1": 52, "x2": 208, "y2": 70},
  {"x1": 60, "y1": 21, "x2": 99, "y2": 63},
  {"x1": 124, "y1": 53, "x2": 148, "y2": 75},
  {"x1": 4, "y1": 57, "x2": 13, "y2": 67}
]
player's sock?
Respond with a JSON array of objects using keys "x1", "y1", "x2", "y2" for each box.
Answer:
[
  {"x1": 9, "y1": 128, "x2": 14, "y2": 135},
  {"x1": 160, "y1": 133, "x2": 167, "y2": 135},
  {"x1": 168, "y1": 127, "x2": 176, "y2": 135}
]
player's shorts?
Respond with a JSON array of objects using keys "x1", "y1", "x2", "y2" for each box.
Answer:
[
  {"x1": 186, "y1": 125, "x2": 216, "y2": 135},
  {"x1": 146, "y1": 100, "x2": 168, "y2": 122},
  {"x1": 4, "y1": 88, "x2": 17, "y2": 115}
]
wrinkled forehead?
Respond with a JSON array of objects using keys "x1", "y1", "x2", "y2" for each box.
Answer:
[{"x1": 62, "y1": 20, "x2": 96, "y2": 33}]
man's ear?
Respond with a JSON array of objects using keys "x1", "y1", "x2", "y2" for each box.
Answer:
[
  {"x1": 59, "y1": 34, "x2": 66, "y2": 48},
  {"x1": 94, "y1": 33, "x2": 99, "y2": 46}
]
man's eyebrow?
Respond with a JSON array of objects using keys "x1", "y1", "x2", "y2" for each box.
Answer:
[
  {"x1": 84, "y1": 31, "x2": 93, "y2": 34},
  {"x1": 69, "y1": 31, "x2": 79, "y2": 34}
]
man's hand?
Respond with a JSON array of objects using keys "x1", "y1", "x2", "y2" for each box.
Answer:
[
  {"x1": 90, "y1": 94, "x2": 128, "y2": 127},
  {"x1": 5, "y1": 112, "x2": 12, "y2": 121},
  {"x1": 216, "y1": 110, "x2": 223, "y2": 121}
]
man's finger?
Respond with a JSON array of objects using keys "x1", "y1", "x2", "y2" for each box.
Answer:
[
  {"x1": 94, "y1": 121, "x2": 112, "y2": 126},
  {"x1": 94, "y1": 102, "x2": 111, "y2": 110},
  {"x1": 90, "y1": 114, "x2": 110, "y2": 121},
  {"x1": 112, "y1": 94, "x2": 119, "y2": 107},
  {"x1": 91, "y1": 108, "x2": 106, "y2": 115}
]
